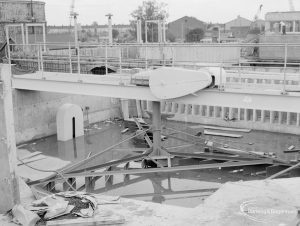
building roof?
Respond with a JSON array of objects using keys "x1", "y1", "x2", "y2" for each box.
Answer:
[
  {"x1": 265, "y1": 11, "x2": 300, "y2": 21},
  {"x1": 168, "y1": 16, "x2": 205, "y2": 26},
  {"x1": 225, "y1": 15, "x2": 252, "y2": 30}
]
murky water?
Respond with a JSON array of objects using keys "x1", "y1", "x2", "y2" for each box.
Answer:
[{"x1": 22, "y1": 120, "x2": 300, "y2": 207}]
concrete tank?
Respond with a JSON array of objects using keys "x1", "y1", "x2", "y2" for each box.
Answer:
[{"x1": 0, "y1": 0, "x2": 46, "y2": 42}]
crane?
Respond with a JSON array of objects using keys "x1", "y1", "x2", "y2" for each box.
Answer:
[
  {"x1": 69, "y1": 0, "x2": 77, "y2": 29},
  {"x1": 69, "y1": 0, "x2": 79, "y2": 48},
  {"x1": 254, "y1": 4, "x2": 263, "y2": 21},
  {"x1": 289, "y1": 0, "x2": 295, "y2": 11}
]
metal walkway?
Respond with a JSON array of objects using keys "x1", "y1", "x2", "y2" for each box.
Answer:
[{"x1": 12, "y1": 71, "x2": 300, "y2": 112}]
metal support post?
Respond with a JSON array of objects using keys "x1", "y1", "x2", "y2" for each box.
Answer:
[
  {"x1": 145, "y1": 45, "x2": 148, "y2": 70},
  {"x1": 152, "y1": 101, "x2": 161, "y2": 156},
  {"x1": 68, "y1": 43, "x2": 72, "y2": 74},
  {"x1": 119, "y1": 46, "x2": 122, "y2": 73},
  {"x1": 105, "y1": 45, "x2": 108, "y2": 75},
  {"x1": 21, "y1": 25, "x2": 25, "y2": 52},
  {"x1": 40, "y1": 45, "x2": 44, "y2": 78},
  {"x1": 283, "y1": 43, "x2": 288, "y2": 93},
  {"x1": 77, "y1": 45, "x2": 81, "y2": 81},
  {"x1": 25, "y1": 25, "x2": 29, "y2": 45}
]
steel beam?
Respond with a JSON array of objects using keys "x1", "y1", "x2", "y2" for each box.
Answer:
[
  {"x1": 12, "y1": 72, "x2": 300, "y2": 112},
  {"x1": 63, "y1": 159, "x2": 273, "y2": 178},
  {"x1": 168, "y1": 151, "x2": 261, "y2": 162}
]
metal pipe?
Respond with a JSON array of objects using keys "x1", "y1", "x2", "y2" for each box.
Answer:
[{"x1": 40, "y1": 45, "x2": 44, "y2": 78}]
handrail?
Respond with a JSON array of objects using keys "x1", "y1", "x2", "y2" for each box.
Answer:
[{"x1": 7, "y1": 41, "x2": 300, "y2": 94}]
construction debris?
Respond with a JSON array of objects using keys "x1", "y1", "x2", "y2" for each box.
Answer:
[
  {"x1": 11, "y1": 204, "x2": 40, "y2": 226},
  {"x1": 203, "y1": 130, "x2": 243, "y2": 138},
  {"x1": 121, "y1": 128, "x2": 129, "y2": 133},
  {"x1": 8, "y1": 191, "x2": 126, "y2": 226},
  {"x1": 31, "y1": 195, "x2": 70, "y2": 220},
  {"x1": 17, "y1": 192, "x2": 99, "y2": 224},
  {"x1": 230, "y1": 169, "x2": 244, "y2": 173},
  {"x1": 190, "y1": 125, "x2": 251, "y2": 133},
  {"x1": 284, "y1": 146, "x2": 300, "y2": 153},
  {"x1": 203, "y1": 126, "x2": 251, "y2": 133}
]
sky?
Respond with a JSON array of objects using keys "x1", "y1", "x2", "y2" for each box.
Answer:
[{"x1": 44, "y1": 0, "x2": 299, "y2": 25}]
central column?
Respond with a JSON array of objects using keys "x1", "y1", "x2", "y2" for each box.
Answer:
[{"x1": 152, "y1": 101, "x2": 161, "y2": 156}]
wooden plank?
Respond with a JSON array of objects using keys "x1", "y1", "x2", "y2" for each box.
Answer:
[
  {"x1": 204, "y1": 130, "x2": 243, "y2": 138},
  {"x1": 46, "y1": 214, "x2": 125, "y2": 226},
  {"x1": 190, "y1": 125, "x2": 251, "y2": 132},
  {"x1": 283, "y1": 149, "x2": 300, "y2": 153},
  {"x1": 18, "y1": 151, "x2": 42, "y2": 161},
  {"x1": 17, "y1": 156, "x2": 47, "y2": 166},
  {"x1": 203, "y1": 126, "x2": 251, "y2": 133}
]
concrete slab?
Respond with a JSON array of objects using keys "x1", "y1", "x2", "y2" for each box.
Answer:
[
  {"x1": 1, "y1": 177, "x2": 300, "y2": 225},
  {"x1": 17, "y1": 149, "x2": 70, "y2": 182},
  {"x1": 193, "y1": 178, "x2": 300, "y2": 225}
]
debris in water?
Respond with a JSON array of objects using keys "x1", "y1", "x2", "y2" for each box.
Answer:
[
  {"x1": 121, "y1": 128, "x2": 129, "y2": 134},
  {"x1": 204, "y1": 130, "x2": 243, "y2": 138},
  {"x1": 288, "y1": 145, "x2": 295, "y2": 151},
  {"x1": 230, "y1": 169, "x2": 244, "y2": 173}
]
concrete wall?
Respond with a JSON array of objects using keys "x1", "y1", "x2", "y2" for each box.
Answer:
[
  {"x1": 139, "y1": 46, "x2": 241, "y2": 63},
  {"x1": 259, "y1": 34, "x2": 300, "y2": 60},
  {"x1": 46, "y1": 45, "x2": 241, "y2": 64},
  {"x1": 142, "y1": 100, "x2": 300, "y2": 135},
  {"x1": 13, "y1": 90, "x2": 121, "y2": 144}
]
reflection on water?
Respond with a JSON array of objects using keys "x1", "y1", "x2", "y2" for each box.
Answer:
[{"x1": 23, "y1": 120, "x2": 300, "y2": 207}]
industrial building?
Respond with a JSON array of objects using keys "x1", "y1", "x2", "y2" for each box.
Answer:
[{"x1": 167, "y1": 16, "x2": 206, "y2": 42}]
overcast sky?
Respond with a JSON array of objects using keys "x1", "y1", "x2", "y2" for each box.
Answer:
[{"x1": 44, "y1": 0, "x2": 299, "y2": 25}]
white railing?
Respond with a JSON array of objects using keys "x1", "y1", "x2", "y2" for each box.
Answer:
[{"x1": 6, "y1": 41, "x2": 300, "y2": 93}]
